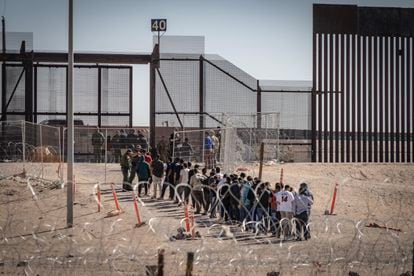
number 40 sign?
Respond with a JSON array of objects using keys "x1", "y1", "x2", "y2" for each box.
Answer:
[{"x1": 151, "y1": 19, "x2": 167, "y2": 32}]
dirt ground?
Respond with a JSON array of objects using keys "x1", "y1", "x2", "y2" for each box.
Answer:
[{"x1": 0, "y1": 162, "x2": 413, "y2": 275}]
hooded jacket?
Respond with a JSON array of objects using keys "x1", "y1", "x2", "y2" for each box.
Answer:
[{"x1": 136, "y1": 156, "x2": 151, "y2": 180}]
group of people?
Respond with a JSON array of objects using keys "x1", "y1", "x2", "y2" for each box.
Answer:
[
  {"x1": 119, "y1": 150, "x2": 314, "y2": 241},
  {"x1": 91, "y1": 127, "x2": 222, "y2": 170},
  {"x1": 91, "y1": 128, "x2": 148, "y2": 163},
  {"x1": 203, "y1": 130, "x2": 221, "y2": 169}
]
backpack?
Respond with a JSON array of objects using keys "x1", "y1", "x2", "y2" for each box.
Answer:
[{"x1": 152, "y1": 159, "x2": 164, "y2": 178}]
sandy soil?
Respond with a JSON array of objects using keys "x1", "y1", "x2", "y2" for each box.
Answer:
[{"x1": 0, "y1": 162, "x2": 413, "y2": 275}]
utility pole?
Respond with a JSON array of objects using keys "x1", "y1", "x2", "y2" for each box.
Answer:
[{"x1": 66, "y1": 0, "x2": 74, "y2": 227}]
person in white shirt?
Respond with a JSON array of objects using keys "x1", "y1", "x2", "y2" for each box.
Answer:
[
  {"x1": 177, "y1": 162, "x2": 190, "y2": 205},
  {"x1": 214, "y1": 167, "x2": 224, "y2": 181},
  {"x1": 276, "y1": 185, "x2": 295, "y2": 238}
]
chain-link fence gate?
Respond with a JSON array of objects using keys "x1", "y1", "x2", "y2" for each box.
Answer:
[{"x1": 171, "y1": 113, "x2": 280, "y2": 173}]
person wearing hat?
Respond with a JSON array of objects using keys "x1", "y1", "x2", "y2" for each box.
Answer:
[{"x1": 121, "y1": 149, "x2": 132, "y2": 191}]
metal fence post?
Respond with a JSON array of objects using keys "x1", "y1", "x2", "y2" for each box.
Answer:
[
  {"x1": 104, "y1": 129, "x2": 107, "y2": 185},
  {"x1": 22, "y1": 121, "x2": 26, "y2": 169},
  {"x1": 201, "y1": 131, "x2": 205, "y2": 166},
  {"x1": 58, "y1": 126, "x2": 63, "y2": 182},
  {"x1": 63, "y1": 127, "x2": 66, "y2": 178},
  {"x1": 40, "y1": 124, "x2": 44, "y2": 179},
  {"x1": 172, "y1": 130, "x2": 176, "y2": 160},
  {"x1": 277, "y1": 113, "x2": 281, "y2": 162}
]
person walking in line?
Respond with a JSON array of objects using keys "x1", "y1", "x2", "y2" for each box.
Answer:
[
  {"x1": 208, "y1": 173, "x2": 218, "y2": 218},
  {"x1": 136, "y1": 155, "x2": 151, "y2": 197},
  {"x1": 229, "y1": 175, "x2": 241, "y2": 221},
  {"x1": 177, "y1": 162, "x2": 190, "y2": 205},
  {"x1": 276, "y1": 184, "x2": 295, "y2": 239},
  {"x1": 121, "y1": 149, "x2": 132, "y2": 191},
  {"x1": 160, "y1": 157, "x2": 174, "y2": 200},
  {"x1": 128, "y1": 148, "x2": 140, "y2": 186},
  {"x1": 240, "y1": 176, "x2": 254, "y2": 225},
  {"x1": 218, "y1": 176, "x2": 231, "y2": 222},
  {"x1": 143, "y1": 150, "x2": 153, "y2": 191},
  {"x1": 173, "y1": 159, "x2": 184, "y2": 204},
  {"x1": 190, "y1": 167, "x2": 206, "y2": 214},
  {"x1": 293, "y1": 183, "x2": 314, "y2": 240},
  {"x1": 255, "y1": 181, "x2": 272, "y2": 233},
  {"x1": 151, "y1": 156, "x2": 165, "y2": 199},
  {"x1": 270, "y1": 183, "x2": 283, "y2": 237}
]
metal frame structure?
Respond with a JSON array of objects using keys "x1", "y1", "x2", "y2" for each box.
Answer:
[
  {"x1": 150, "y1": 55, "x2": 311, "y2": 147},
  {"x1": 2, "y1": 63, "x2": 134, "y2": 126},
  {"x1": 0, "y1": 50, "x2": 147, "y2": 127},
  {"x1": 312, "y1": 4, "x2": 414, "y2": 163}
]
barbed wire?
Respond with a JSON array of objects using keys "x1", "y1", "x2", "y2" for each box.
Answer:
[{"x1": 0, "y1": 163, "x2": 413, "y2": 275}]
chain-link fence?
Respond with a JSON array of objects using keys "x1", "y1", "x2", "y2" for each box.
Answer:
[
  {"x1": 154, "y1": 56, "x2": 311, "y2": 162},
  {"x1": 0, "y1": 121, "x2": 62, "y2": 181},
  {"x1": 171, "y1": 113, "x2": 280, "y2": 172}
]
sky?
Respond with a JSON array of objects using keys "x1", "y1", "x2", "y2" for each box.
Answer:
[{"x1": 2, "y1": 0, "x2": 414, "y2": 126}]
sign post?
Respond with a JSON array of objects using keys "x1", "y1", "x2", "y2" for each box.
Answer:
[{"x1": 151, "y1": 19, "x2": 167, "y2": 48}]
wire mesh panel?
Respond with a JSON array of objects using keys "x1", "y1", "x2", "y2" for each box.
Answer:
[
  {"x1": 24, "y1": 122, "x2": 61, "y2": 180},
  {"x1": 101, "y1": 67, "x2": 131, "y2": 126},
  {"x1": 1, "y1": 64, "x2": 132, "y2": 127},
  {"x1": 262, "y1": 92, "x2": 311, "y2": 133},
  {"x1": 5, "y1": 65, "x2": 25, "y2": 113},
  {"x1": 74, "y1": 68, "x2": 98, "y2": 113},
  {"x1": 155, "y1": 57, "x2": 199, "y2": 127},
  {"x1": 36, "y1": 66, "x2": 66, "y2": 114},
  {"x1": 204, "y1": 58, "x2": 256, "y2": 118}
]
